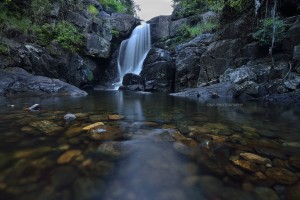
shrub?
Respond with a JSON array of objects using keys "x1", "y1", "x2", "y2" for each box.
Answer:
[
  {"x1": 34, "y1": 21, "x2": 84, "y2": 53},
  {"x1": 111, "y1": 29, "x2": 119, "y2": 37},
  {"x1": 0, "y1": 42, "x2": 10, "y2": 54},
  {"x1": 31, "y1": 0, "x2": 51, "y2": 23},
  {"x1": 179, "y1": 22, "x2": 218, "y2": 39},
  {"x1": 88, "y1": 4, "x2": 99, "y2": 16},
  {"x1": 55, "y1": 21, "x2": 84, "y2": 53},
  {"x1": 253, "y1": 17, "x2": 286, "y2": 46},
  {"x1": 99, "y1": 0, "x2": 126, "y2": 13}
]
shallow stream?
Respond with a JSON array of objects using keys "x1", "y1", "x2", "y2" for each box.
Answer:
[{"x1": 0, "y1": 91, "x2": 299, "y2": 200}]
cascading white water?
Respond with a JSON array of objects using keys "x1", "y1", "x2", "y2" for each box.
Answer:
[{"x1": 115, "y1": 23, "x2": 151, "y2": 87}]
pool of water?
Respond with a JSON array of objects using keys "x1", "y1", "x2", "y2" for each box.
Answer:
[{"x1": 0, "y1": 91, "x2": 299, "y2": 200}]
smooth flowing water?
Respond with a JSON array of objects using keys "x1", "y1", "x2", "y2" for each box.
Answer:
[
  {"x1": 116, "y1": 23, "x2": 151, "y2": 86},
  {"x1": 0, "y1": 91, "x2": 300, "y2": 200}
]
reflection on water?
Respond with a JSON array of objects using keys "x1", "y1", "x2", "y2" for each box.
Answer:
[{"x1": 0, "y1": 91, "x2": 300, "y2": 200}]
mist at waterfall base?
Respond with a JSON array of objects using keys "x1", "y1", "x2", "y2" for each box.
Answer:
[{"x1": 114, "y1": 23, "x2": 151, "y2": 89}]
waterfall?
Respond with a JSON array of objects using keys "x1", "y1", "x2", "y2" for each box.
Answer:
[{"x1": 115, "y1": 23, "x2": 151, "y2": 87}]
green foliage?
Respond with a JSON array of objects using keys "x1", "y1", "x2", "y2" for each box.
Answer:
[
  {"x1": 179, "y1": 22, "x2": 218, "y2": 39},
  {"x1": 31, "y1": 0, "x2": 51, "y2": 23},
  {"x1": 34, "y1": 21, "x2": 84, "y2": 53},
  {"x1": 0, "y1": 42, "x2": 10, "y2": 54},
  {"x1": 0, "y1": 4, "x2": 33, "y2": 33},
  {"x1": 99, "y1": 0, "x2": 126, "y2": 13},
  {"x1": 111, "y1": 29, "x2": 119, "y2": 37},
  {"x1": 55, "y1": 21, "x2": 84, "y2": 53},
  {"x1": 88, "y1": 4, "x2": 99, "y2": 16},
  {"x1": 253, "y1": 18, "x2": 286, "y2": 46},
  {"x1": 172, "y1": 0, "x2": 252, "y2": 18}
]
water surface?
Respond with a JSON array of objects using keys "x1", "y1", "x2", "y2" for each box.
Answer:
[{"x1": 0, "y1": 91, "x2": 299, "y2": 200}]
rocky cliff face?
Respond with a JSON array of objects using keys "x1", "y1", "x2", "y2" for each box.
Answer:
[
  {"x1": 0, "y1": 0, "x2": 139, "y2": 96},
  {"x1": 141, "y1": 0, "x2": 300, "y2": 104}
]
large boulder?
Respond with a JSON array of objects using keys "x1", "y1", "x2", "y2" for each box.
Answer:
[
  {"x1": 0, "y1": 68, "x2": 87, "y2": 96},
  {"x1": 175, "y1": 46, "x2": 206, "y2": 91},
  {"x1": 119, "y1": 73, "x2": 144, "y2": 91},
  {"x1": 198, "y1": 38, "x2": 247, "y2": 84},
  {"x1": 148, "y1": 16, "x2": 171, "y2": 42},
  {"x1": 220, "y1": 66, "x2": 257, "y2": 84},
  {"x1": 282, "y1": 17, "x2": 300, "y2": 53},
  {"x1": 110, "y1": 13, "x2": 139, "y2": 37},
  {"x1": 85, "y1": 34, "x2": 111, "y2": 58},
  {"x1": 141, "y1": 48, "x2": 176, "y2": 92}
]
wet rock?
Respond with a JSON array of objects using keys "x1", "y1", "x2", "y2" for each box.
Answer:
[
  {"x1": 108, "y1": 114, "x2": 125, "y2": 120},
  {"x1": 286, "y1": 183, "x2": 300, "y2": 200},
  {"x1": 21, "y1": 126, "x2": 35, "y2": 133},
  {"x1": 225, "y1": 164, "x2": 245, "y2": 177},
  {"x1": 73, "y1": 178, "x2": 104, "y2": 200},
  {"x1": 30, "y1": 120, "x2": 64, "y2": 136},
  {"x1": 254, "y1": 172, "x2": 268, "y2": 181},
  {"x1": 89, "y1": 125, "x2": 121, "y2": 140},
  {"x1": 97, "y1": 142, "x2": 124, "y2": 157},
  {"x1": 28, "y1": 104, "x2": 40, "y2": 111},
  {"x1": 289, "y1": 156, "x2": 300, "y2": 170},
  {"x1": 31, "y1": 156, "x2": 55, "y2": 170},
  {"x1": 74, "y1": 113, "x2": 89, "y2": 120},
  {"x1": 65, "y1": 127, "x2": 82, "y2": 137},
  {"x1": 265, "y1": 168, "x2": 298, "y2": 185},
  {"x1": 240, "y1": 152, "x2": 272, "y2": 165},
  {"x1": 89, "y1": 114, "x2": 108, "y2": 122},
  {"x1": 232, "y1": 159, "x2": 259, "y2": 172},
  {"x1": 13, "y1": 146, "x2": 53, "y2": 159},
  {"x1": 90, "y1": 160, "x2": 115, "y2": 177},
  {"x1": 82, "y1": 122, "x2": 104, "y2": 131},
  {"x1": 50, "y1": 166, "x2": 78, "y2": 189},
  {"x1": 63, "y1": 113, "x2": 76, "y2": 122},
  {"x1": 254, "y1": 147, "x2": 287, "y2": 159},
  {"x1": 197, "y1": 175, "x2": 224, "y2": 195},
  {"x1": 57, "y1": 150, "x2": 82, "y2": 164},
  {"x1": 282, "y1": 142, "x2": 300, "y2": 148},
  {"x1": 254, "y1": 187, "x2": 280, "y2": 200},
  {"x1": 173, "y1": 142, "x2": 192, "y2": 156},
  {"x1": 220, "y1": 66, "x2": 257, "y2": 84}
]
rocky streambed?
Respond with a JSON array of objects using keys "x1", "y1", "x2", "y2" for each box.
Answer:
[{"x1": 0, "y1": 91, "x2": 299, "y2": 200}]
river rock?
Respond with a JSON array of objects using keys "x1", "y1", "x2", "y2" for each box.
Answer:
[
  {"x1": 225, "y1": 164, "x2": 245, "y2": 177},
  {"x1": 82, "y1": 122, "x2": 104, "y2": 131},
  {"x1": 265, "y1": 168, "x2": 298, "y2": 185},
  {"x1": 13, "y1": 146, "x2": 53, "y2": 159},
  {"x1": 89, "y1": 125, "x2": 121, "y2": 140},
  {"x1": 50, "y1": 166, "x2": 78, "y2": 189},
  {"x1": 73, "y1": 178, "x2": 104, "y2": 200},
  {"x1": 286, "y1": 183, "x2": 300, "y2": 200},
  {"x1": 289, "y1": 156, "x2": 300, "y2": 170},
  {"x1": 232, "y1": 159, "x2": 259, "y2": 172},
  {"x1": 65, "y1": 127, "x2": 82, "y2": 137},
  {"x1": 63, "y1": 113, "x2": 76, "y2": 122},
  {"x1": 240, "y1": 152, "x2": 272, "y2": 165},
  {"x1": 254, "y1": 187, "x2": 280, "y2": 200},
  {"x1": 254, "y1": 147, "x2": 287, "y2": 159},
  {"x1": 57, "y1": 150, "x2": 82, "y2": 164},
  {"x1": 30, "y1": 120, "x2": 64, "y2": 135},
  {"x1": 108, "y1": 114, "x2": 124, "y2": 120}
]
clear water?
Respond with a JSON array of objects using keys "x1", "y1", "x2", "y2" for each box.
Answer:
[{"x1": 0, "y1": 91, "x2": 299, "y2": 200}]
